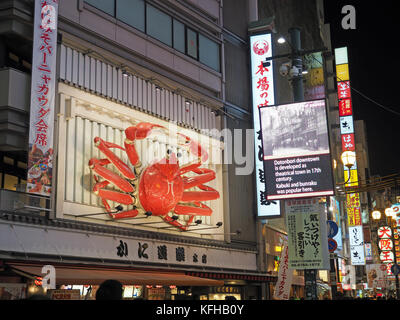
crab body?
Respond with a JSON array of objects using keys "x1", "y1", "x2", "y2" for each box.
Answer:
[{"x1": 88, "y1": 122, "x2": 219, "y2": 231}]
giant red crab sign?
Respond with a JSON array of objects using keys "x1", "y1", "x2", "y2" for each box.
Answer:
[{"x1": 88, "y1": 122, "x2": 220, "y2": 231}]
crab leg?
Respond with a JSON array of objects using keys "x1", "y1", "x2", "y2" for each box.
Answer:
[
  {"x1": 94, "y1": 137, "x2": 136, "y2": 180},
  {"x1": 163, "y1": 215, "x2": 195, "y2": 231},
  {"x1": 92, "y1": 180, "x2": 139, "y2": 219},
  {"x1": 182, "y1": 169, "x2": 216, "y2": 190},
  {"x1": 181, "y1": 190, "x2": 219, "y2": 201},
  {"x1": 89, "y1": 158, "x2": 134, "y2": 193},
  {"x1": 174, "y1": 202, "x2": 213, "y2": 216},
  {"x1": 93, "y1": 180, "x2": 135, "y2": 204}
]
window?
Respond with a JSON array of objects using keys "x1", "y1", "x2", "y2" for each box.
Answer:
[
  {"x1": 85, "y1": 0, "x2": 115, "y2": 16},
  {"x1": 84, "y1": 1, "x2": 221, "y2": 72},
  {"x1": 4, "y1": 174, "x2": 18, "y2": 191},
  {"x1": 173, "y1": 19, "x2": 185, "y2": 53},
  {"x1": 116, "y1": 0, "x2": 145, "y2": 32},
  {"x1": 186, "y1": 28, "x2": 198, "y2": 59},
  {"x1": 199, "y1": 34, "x2": 220, "y2": 72},
  {"x1": 146, "y1": 4, "x2": 172, "y2": 46}
]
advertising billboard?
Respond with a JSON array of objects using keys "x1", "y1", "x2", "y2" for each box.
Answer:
[
  {"x1": 285, "y1": 198, "x2": 330, "y2": 270},
  {"x1": 249, "y1": 32, "x2": 280, "y2": 217},
  {"x1": 259, "y1": 99, "x2": 334, "y2": 200}
]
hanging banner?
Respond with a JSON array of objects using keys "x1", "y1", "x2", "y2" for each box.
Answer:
[
  {"x1": 249, "y1": 32, "x2": 280, "y2": 218},
  {"x1": 285, "y1": 198, "x2": 330, "y2": 270},
  {"x1": 273, "y1": 241, "x2": 293, "y2": 300},
  {"x1": 26, "y1": 0, "x2": 59, "y2": 196}
]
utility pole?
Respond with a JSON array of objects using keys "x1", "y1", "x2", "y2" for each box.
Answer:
[
  {"x1": 288, "y1": 27, "x2": 318, "y2": 300},
  {"x1": 289, "y1": 27, "x2": 304, "y2": 102}
]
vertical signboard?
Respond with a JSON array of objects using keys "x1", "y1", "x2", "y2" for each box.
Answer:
[
  {"x1": 285, "y1": 199, "x2": 330, "y2": 270},
  {"x1": 249, "y1": 33, "x2": 279, "y2": 217},
  {"x1": 303, "y1": 52, "x2": 325, "y2": 100},
  {"x1": 26, "y1": 0, "x2": 59, "y2": 196},
  {"x1": 378, "y1": 226, "x2": 395, "y2": 275},
  {"x1": 273, "y1": 241, "x2": 293, "y2": 300},
  {"x1": 335, "y1": 47, "x2": 364, "y2": 265}
]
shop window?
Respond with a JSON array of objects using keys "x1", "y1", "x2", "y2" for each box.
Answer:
[
  {"x1": 186, "y1": 28, "x2": 198, "y2": 59},
  {"x1": 173, "y1": 19, "x2": 185, "y2": 53},
  {"x1": 146, "y1": 4, "x2": 172, "y2": 46},
  {"x1": 199, "y1": 34, "x2": 220, "y2": 72},
  {"x1": 84, "y1": 0, "x2": 115, "y2": 16},
  {"x1": 3, "y1": 156, "x2": 14, "y2": 165},
  {"x1": 116, "y1": 0, "x2": 145, "y2": 32},
  {"x1": 17, "y1": 161, "x2": 27, "y2": 169},
  {"x1": 4, "y1": 174, "x2": 18, "y2": 191}
]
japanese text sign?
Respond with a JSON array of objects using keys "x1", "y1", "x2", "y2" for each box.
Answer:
[
  {"x1": 249, "y1": 32, "x2": 280, "y2": 217},
  {"x1": 273, "y1": 241, "x2": 293, "y2": 300},
  {"x1": 26, "y1": 0, "x2": 59, "y2": 196},
  {"x1": 285, "y1": 199, "x2": 330, "y2": 270}
]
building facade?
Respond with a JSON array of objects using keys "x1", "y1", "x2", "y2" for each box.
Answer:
[{"x1": 0, "y1": 0, "x2": 270, "y2": 300}]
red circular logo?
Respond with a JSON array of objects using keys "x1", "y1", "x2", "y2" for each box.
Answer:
[{"x1": 253, "y1": 40, "x2": 269, "y2": 56}]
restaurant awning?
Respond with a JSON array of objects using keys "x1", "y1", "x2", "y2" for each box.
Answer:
[{"x1": 7, "y1": 262, "x2": 224, "y2": 286}]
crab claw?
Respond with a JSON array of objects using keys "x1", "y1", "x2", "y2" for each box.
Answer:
[
  {"x1": 124, "y1": 123, "x2": 166, "y2": 166},
  {"x1": 125, "y1": 122, "x2": 166, "y2": 141},
  {"x1": 177, "y1": 133, "x2": 208, "y2": 163}
]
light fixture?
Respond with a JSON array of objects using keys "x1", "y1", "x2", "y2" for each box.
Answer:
[
  {"x1": 122, "y1": 69, "x2": 129, "y2": 77},
  {"x1": 385, "y1": 207, "x2": 394, "y2": 218},
  {"x1": 277, "y1": 36, "x2": 286, "y2": 44},
  {"x1": 341, "y1": 151, "x2": 356, "y2": 169},
  {"x1": 185, "y1": 100, "x2": 192, "y2": 106},
  {"x1": 372, "y1": 210, "x2": 381, "y2": 220},
  {"x1": 339, "y1": 151, "x2": 357, "y2": 185}
]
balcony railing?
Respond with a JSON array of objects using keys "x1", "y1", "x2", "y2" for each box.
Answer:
[{"x1": 0, "y1": 188, "x2": 51, "y2": 216}]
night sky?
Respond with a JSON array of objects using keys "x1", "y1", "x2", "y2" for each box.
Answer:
[{"x1": 323, "y1": 1, "x2": 400, "y2": 177}]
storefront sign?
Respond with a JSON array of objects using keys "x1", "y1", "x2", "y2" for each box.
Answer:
[
  {"x1": 273, "y1": 241, "x2": 293, "y2": 300},
  {"x1": 365, "y1": 243, "x2": 373, "y2": 261},
  {"x1": 259, "y1": 99, "x2": 334, "y2": 200},
  {"x1": 27, "y1": 0, "x2": 59, "y2": 196},
  {"x1": 335, "y1": 47, "x2": 364, "y2": 265},
  {"x1": 0, "y1": 222, "x2": 257, "y2": 271},
  {"x1": 285, "y1": 199, "x2": 330, "y2": 269},
  {"x1": 303, "y1": 52, "x2": 325, "y2": 100},
  {"x1": 249, "y1": 32, "x2": 280, "y2": 217},
  {"x1": 378, "y1": 226, "x2": 395, "y2": 275},
  {"x1": 48, "y1": 289, "x2": 80, "y2": 300}
]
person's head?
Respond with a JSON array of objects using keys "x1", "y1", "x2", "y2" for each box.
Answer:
[{"x1": 96, "y1": 280, "x2": 123, "y2": 300}]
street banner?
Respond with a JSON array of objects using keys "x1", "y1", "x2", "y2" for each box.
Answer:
[
  {"x1": 285, "y1": 198, "x2": 330, "y2": 270},
  {"x1": 273, "y1": 241, "x2": 293, "y2": 300},
  {"x1": 26, "y1": 0, "x2": 59, "y2": 196},
  {"x1": 249, "y1": 32, "x2": 280, "y2": 218}
]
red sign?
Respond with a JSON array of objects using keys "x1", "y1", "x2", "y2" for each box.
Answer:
[
  {"x1": 379, "y1": 239, "x2": 393, "y2": 251},
  {"x1": 337, "y1": 81, "x2": 351, "y2": 99},
  {"x1": 339, "y1": 99, "x2": 353, "y2": 116},
  {"x1": 342, "y1": 133, "x2": 355, "y2": 151},
  {"x1": 378, "y1": 226, "x2": 392, "y2": 239}
]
